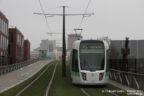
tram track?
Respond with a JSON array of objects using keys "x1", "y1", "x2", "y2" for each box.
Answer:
[
  {"x1": 44, "y1": 63, "x2": 58, "y2": 96},
  {"x1": 0, "y1": 61, "x2": 129, "y2": 96},
  {"x1": 15, "y1": 61, "x2": 58, "y2": 96},
  {"x1": 80, "y1": 88, "x2": 91, "y2": 96}
]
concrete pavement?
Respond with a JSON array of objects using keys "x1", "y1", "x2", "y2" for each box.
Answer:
[
  {"x1": 0, "y1": 59, "x2": 52, "y2": 93},
  {"x1": 109, "y1": 80, "x2": 144, "y2": 96}
]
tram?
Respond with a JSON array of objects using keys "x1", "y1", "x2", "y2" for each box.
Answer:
[{"x1": 70, "y1": 40, "x2": 109, "y2": 85}]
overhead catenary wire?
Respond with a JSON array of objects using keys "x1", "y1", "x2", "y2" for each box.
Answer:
[
  {"x1": 38, "y1": 0, "x2": 52, "y2": 32},
  {"x1": 78, "y1": 0, "x2": 92, "y2": 34}
]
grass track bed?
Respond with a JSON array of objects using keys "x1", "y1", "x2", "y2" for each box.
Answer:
[
  {"x1": 0, "y1": 61, "x2": 134, "y2": 96},
  {"x1": 0, "y1": 61, "x2": 56, "y2": 96},
  {"x1": 49, "y1": 62, "x2": 85, "y2": 96},
  {"x1": 49, "y1": 62, "x2": 134, "y2": 96},
  {"x1": 19, "y1": 62, "x2": 55, "y2": 96}
]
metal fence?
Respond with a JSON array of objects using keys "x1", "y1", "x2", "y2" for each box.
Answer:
[
  {"x1": 0, "y1": 59, "x2": 40, "y2": 76},
  {"x1": 109, "y1": 59, "x2": 144, "y2": 90}
]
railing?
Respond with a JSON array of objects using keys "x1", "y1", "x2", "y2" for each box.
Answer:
[
  {"x1": 109, "y1": 59, "x2": 144, "y2": 90},
  {"x1": 110, "y1": 69, "x2": 144, "y2": 90},
  {"x1": 0, "y1": 59, "x2": 40, "y2": 76}
]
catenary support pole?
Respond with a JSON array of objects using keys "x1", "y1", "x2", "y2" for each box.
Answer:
[{"x1": 62, "y1": 6, "x2": 66, "y2": 77}]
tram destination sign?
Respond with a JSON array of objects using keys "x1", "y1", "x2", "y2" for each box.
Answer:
[{"x1": 81, "y1": 45, "x2": 103, "y2": 49}]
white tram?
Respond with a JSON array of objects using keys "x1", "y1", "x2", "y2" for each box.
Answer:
[{"x1": 70, "y1": 40, "x2": 109, "y2": 85}]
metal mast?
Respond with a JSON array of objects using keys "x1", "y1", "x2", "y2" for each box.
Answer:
[{"x1": 34, "y1": 6, "x2": 94, "y2": 77}]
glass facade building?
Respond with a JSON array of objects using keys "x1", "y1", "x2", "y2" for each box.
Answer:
[{"x1": 0, "y1": 11, "x2": 8, "y2": 66}]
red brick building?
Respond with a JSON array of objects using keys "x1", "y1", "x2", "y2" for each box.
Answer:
[
  {"x1": 0, "y1": 11, "x2": 9, "y2": 66},
  {"x1": 24, "y1": 40, "x2": 30, "y2": 61},
  {"x1": 9, "y1": 27, "x2": 24, "y2": 64}
]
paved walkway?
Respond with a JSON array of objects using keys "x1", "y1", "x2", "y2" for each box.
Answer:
[
  {"x1": 109, "y1": 80, "x2": 144, "y2": 96},
  {"x1": 0, "y1": 59, "x2": 52, "y2": 93}
]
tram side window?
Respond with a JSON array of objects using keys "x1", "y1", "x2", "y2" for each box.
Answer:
[
  {"x1": 72, "y1": 49, "x2": 79, "y2": 72},
  {"x1": 106, "y1": 50, "x2": 110, "y2": 72}
]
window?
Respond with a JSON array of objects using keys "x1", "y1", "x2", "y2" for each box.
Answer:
[
  {"x1": 1, "y1": 19, "x2": 3, "y2": 33},
  {"x1": 1, "y1": 52, "x2": 4, "y2": 65},
  {"x1": 4, "y1": 37, "x2": 5, "y2": 50},
  {"x1": 0, "y1": 35, "x2": 1, "y2": 48},
  {"x1": 4, "y1": 21, "x2": 6, "y2": 35},
  {"x1": 2, "y1": 20, "x2": 3, "y2": 33},
  {"x1": 80, "y1": 41, "x2": 105, "y2": 71},
  {"x1": 17, "y1": 34, "x2": 18, "y2": 45},
  {"x1": 0, "y1": 52, "x2": 1, "y2": 66},
  {"x1": 2, "y1": 36, "x2": 3, "y2": 49},
  {"x1": 6, "y1": 39, "x2": 8, "y2": 50},
  {"x1": 4, "y1": 37, "x2": 6, "y2": 50},
  {"x1": 0, "y1": 35, "x2": 2, "y2": 49},
  {"x1": 10, "y1": 32, "x2": 13, "y2": 43},
  {"x1": 17, "y1": 46, "x2": 21, "y2": 56},
  {"x1": 0, "y1": 18, "x2": 2, "y2": 32},
  {"x1": 106, "y1": 50, "x2": 110, "y2": 72},
  {"x1": 5, "y1": 22, "x2": 7, "y2": 36},
  {"x1": 72, "y1": 49, "x2": 79, "y2": 72},
  {"x1": 22, "y1": 38, "x2": 24, "y2": 47},
  {"x1": 6, "y1": 24, "x2": 8, "y2": 36},
  {"x1": 3, "y1": 37, "x2": 5, "y2": 50},
  {"x1": 17, "y1": 34, "x2": 21, "y2": 46},
  {"x1": 3, "y1": 21, "x2": 5, "y2": 35}
]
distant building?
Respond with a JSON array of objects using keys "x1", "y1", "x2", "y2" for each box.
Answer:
[
  {"x1": 24, "y1": 40, "x2": 30, "y2": 61},
  {"x1": 67, "y1": 34, "x2": 82, "y2": 51},
  {"x1": 40, "y1": 39, "x2": 56, "y2": 59},
  {"x1": 54, "y1": 47, "x2": 62, "y2": 60},
  {"x1": 31, "y1": 47, "x2": 40, "y2": 59},
  {"x1": 39, "y1": 50, "x2": 47, "y2": 58},
  {"x1": 40, "y1": 39, "x2": 56, "y2": 52},
  {"x1": 0, "y1": 11, "x2": 9, "y2": 66},
  {"x1": 9, "y1": 27, "x2": 24, "y2": 64},
  {"x1": 31, "y1": 39, "x2": 56, "y2": 59}
]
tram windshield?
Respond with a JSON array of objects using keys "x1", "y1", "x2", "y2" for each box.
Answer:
[{"x1": 80, "y1": 41, "x2": 105, "y2": 71}]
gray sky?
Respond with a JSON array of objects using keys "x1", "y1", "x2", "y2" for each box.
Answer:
[{"x1": 0, "y1": 0, "x2": 144, "y2": 50}]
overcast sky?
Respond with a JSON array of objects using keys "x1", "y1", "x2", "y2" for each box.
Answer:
[{"x1": 0, "y1": 0, "x2": 144, "y2": 50}]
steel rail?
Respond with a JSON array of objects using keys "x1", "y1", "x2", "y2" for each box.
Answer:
[
  {"x1": 80, "y1": 88, "x2": 91, "y2": 96},
  {"x1": 15, "y1": 62, "x2": 54, "y2": 96},
  {"x1": 44, "y1": 63, "x2": 58, "y2": 96}
]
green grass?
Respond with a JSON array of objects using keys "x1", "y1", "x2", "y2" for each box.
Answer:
[
  {"x1": 1, "y1": 61, "x2": 136, "y2": 96},
  {"x1": 19, "y1": 62, "x2": 56, "y2": 96},
  {"x1": 0, "y1": 61, "x2": 56, "y2": 96},
  {"x1": 49, "y1": 62, "x2": 85, "y2": 96},
  {"x1": 49, "y1": 62, "x2": 132, "y2": 96}
]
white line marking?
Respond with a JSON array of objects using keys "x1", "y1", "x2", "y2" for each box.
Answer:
[
  {"x1": 45, "y1": 63, "x2": 58, "y2": 96},
  {"x1": 15, "y1": 64, "x2": 52, "y2": 96},
  {"x1": 80, "y1": 88, "x2": 91, "y2": 96}
]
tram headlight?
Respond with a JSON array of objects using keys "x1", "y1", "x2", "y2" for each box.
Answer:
[
  {"x1": 81, "y1": 72, "x2": 87, "y2": 80},
  {"x1": 99, "y1": 73, "x2": 104, "y2": 81}
]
